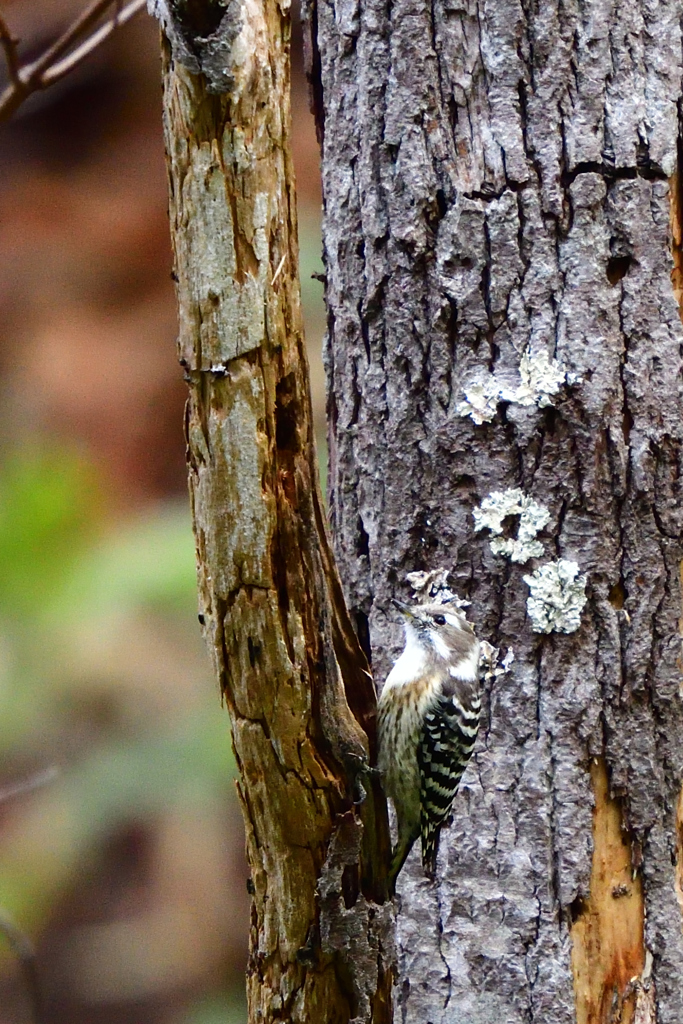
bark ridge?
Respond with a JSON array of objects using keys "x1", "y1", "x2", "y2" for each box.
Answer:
[{"x1": 312, "y1": 0, "x2": 683, "y2": 1019}]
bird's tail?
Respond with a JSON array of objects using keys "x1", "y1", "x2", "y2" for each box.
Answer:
[
  {"x1": 421, "y1": 822, "x2": 441, "y2": 881},
  {"x1": 388, "y1": 825, "x2": 420, "y2": 894}
]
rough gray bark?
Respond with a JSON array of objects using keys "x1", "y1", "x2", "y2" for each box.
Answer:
[{"x1": 311, "y1": 0, "x2": 683, "y2": 1020}]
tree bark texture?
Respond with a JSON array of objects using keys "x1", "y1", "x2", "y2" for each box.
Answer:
[
  {"x1": 311, "y1": 0, "x2": 683, "y2": 1020},
  {"x1": 152, "y1": 1, "x2": 393, "y2": 1020}
]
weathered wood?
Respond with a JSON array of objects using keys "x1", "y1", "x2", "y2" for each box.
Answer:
[
  {"x1": 571, "y1": 760, "x2": 646, "y2": 1024},
  {"x1": 151, "y1": 0, "x2": 393, "y2": 1018},
  {"x1": 311, "y1": 0, "x2": 683, "y2": 1019}
]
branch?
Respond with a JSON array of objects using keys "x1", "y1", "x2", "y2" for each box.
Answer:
[
  {"x1": 0, "y1": 766, "x2": 59, "y2": 805},
  {"x1": 0, "y1": 12, "x2": 20, "y2": 86},
  {"x1": 0, "y1": 0, "x2": 146, "y2": 123}
]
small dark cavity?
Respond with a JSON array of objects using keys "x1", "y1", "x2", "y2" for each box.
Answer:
[
  {"x1": 622, "y1": 405, "x2": 634, "y2": 446},
  {"x1": 248, "y1": 636, "x2": 262, "y2": 668},
  {"x1": 568, "y1": 895, "x2": 587, "y2": 924},
  {"x1": 172, "y1": 0, "x2": 227, "y2": 38},
  {"x1": 606, "y1": 255, "x2": 633, "y2": 286},
  {"x1": 275, "y1": 372, "x2": 299, "y2": 452},
  {"x1": 354, "y1": 609, "x2": 372, "y2": 665},
  {"x1": 341, "y1": 863, "x2": 360, "y2": 909}
]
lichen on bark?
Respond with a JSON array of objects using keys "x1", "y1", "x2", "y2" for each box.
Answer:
[{"x1": 311, "y1": 0, "x2": 683, "y2": 1020}]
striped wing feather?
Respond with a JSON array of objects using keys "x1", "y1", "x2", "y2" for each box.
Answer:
[{"x1": 417, "y1": 692, "x2": 479, "y2": 878}]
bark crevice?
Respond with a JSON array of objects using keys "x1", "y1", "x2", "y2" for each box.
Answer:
[
  {"x1": 316, "y1": 0, "x2": 683, "y2": 1018},
  {"x1": 156, "y1": 0, "x2": 393, "y2": 1015}
]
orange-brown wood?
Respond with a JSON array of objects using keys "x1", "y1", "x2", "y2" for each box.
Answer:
[
  {"x1": 571, "y1": 760, "x2": 645, "y2": 1024},
  {"x1": 670, "y1": 170, "x2": 683, "y2": 319}
]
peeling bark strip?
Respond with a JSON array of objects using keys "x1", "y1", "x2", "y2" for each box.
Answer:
[
  {"x1": 313, "y1": 0, "x2": 683, "y2": 1021},
  {"x1": 152, "y1": 0, "x2": 393, "y2": 1019}
]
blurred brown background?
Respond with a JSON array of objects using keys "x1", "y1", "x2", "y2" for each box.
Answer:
[{"x1": 0, "y1": 3, "x2": 325, "y2": 1023}]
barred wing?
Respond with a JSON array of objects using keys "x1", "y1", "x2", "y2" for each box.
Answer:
[{"x1": 417, "y1": 691, "x2": 480, "y2": 878}]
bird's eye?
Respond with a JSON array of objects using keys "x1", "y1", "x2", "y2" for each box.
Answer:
[{"x1": 433, "y1": 614, "x2": 446, "y2": 626}]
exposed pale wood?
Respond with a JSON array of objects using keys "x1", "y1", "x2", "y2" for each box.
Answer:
[
  {"x1": 154, "y1": 0, "x2": 393, "y2": 1018},
  {"x1": 570, "y1": 760, "x2": 645, "y2": 1024},
  {"x1": 671, "y1": 170, "x2": 683, "y2": 318},
  {"x1": 310, "y1": 0, "x2": 683, "y2": 1020},
  {"x1": 676, "y1": 781, "x2": 683, "y2": 927}
]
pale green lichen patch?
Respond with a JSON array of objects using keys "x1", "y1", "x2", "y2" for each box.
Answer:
[
  {"x1": 523, "y1": 559, "x2": 588, "y2": 634},
  {"x1": 181, "y1": 142, "x2": 239, "y2": 366},
  {"x1": 456, "y1": 376, "x2": 500, "y2": 425},
  {"x1": 502, "y1": 349, "x2": 568, "y2": 409},
  {"x1": 457, "y1": 348, "x2": 569, "y2": 424},
  {"x1": 473, "y1": 488, "x2": 551, "y2": 563}
]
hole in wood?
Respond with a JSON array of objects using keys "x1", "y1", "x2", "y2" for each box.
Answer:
[
  {"x1": 275, "y1": 372, "x2": 300, "y2": 453},
  {"x1": 341, "y1": 863, "x2": 360, "y2": 909},
  {"x1": 606, "y1": 255, "x2": 633, "y2": 286}
]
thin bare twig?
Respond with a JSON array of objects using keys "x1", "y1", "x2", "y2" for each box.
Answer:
[
  {"x1": 25, "y1": 0, "x2": 142, "y2": 83},
  {"x1": 42, "y1": 0, "x2": 145, "y2": 88},
  {"x1": 0, "y1": 11, "x2": 20, "y2": 85},
  {"x1": 0, "y1": 765, "x2": 59, "y2": 805},
  {"x1": 0, "y1": 0, "x2": 146, "y2": 123}
]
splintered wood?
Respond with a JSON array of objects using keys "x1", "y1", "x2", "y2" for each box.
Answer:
[
  {"x1": 670, "y1": 170, "x2": 683, "y2": 319},
  {"x1": 571, "y1": 760, "x2": 646, "y2": 1024},
  {"x1": 157, "y1": 0, "x2": 392, "y2": 1017}
]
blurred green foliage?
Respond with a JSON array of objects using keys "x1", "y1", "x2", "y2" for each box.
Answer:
[
  {"x1": 0, "y1": 446, "x2": 101, "y2": 617},
  {"x1": 0, "y1": 443, "x2": 237, "y2": 993},
  {"x1": 0, "y1": 213, "x2": 329, "y2": 1017},
  {"x1": 298, "y1": 215, "x2": 328, "y2": 495},
  {"x1": 185, "y1": 993, "x2": 248, "y2": 1024},
  {"x1": 298, "y1": 213, "x2": 325, "y2": 321},
  {"x1": 54, "y1": 503, "x2": 200, "y2": 623}
]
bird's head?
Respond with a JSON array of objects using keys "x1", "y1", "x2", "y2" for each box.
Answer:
[{"x1": 393, "y1": 599, "x2": 478, "y2": 668}]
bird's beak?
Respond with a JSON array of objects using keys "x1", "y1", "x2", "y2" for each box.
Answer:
[{"x1": 392, "y1": 598, "x2": 414, "y2": 618}]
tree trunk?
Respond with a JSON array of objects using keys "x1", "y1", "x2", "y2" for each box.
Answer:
[
  {"x1": 151, "y1": 1, "x2": 393, "y2": 1020},
  {"x1": 311, "y1": 0, "x2": 683, "y2": 1020}
]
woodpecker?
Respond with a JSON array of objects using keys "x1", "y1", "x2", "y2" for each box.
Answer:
[{"x1": 378, "y1": 600, "x2": 481, "y2": 891}]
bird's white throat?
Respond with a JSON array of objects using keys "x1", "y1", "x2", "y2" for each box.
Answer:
[
  {"x1": 383, "y1": 620, "x2": 480, "y2": 691},
  {"x1": 382, "y1": 624, "x2": 427, "y2": 690}
]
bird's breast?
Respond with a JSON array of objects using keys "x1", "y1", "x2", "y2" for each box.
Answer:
[{"x1": 378, "y1": 675, "x2": 442, "y2": 780}]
